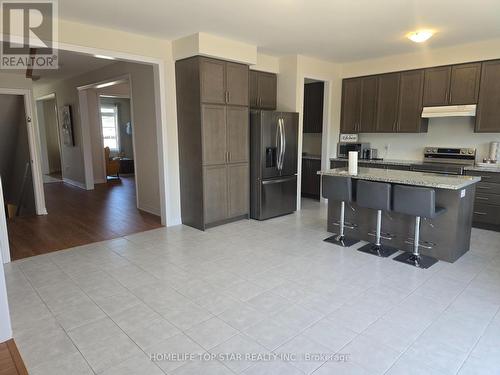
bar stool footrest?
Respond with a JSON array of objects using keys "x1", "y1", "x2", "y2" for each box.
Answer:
[
  {"x1": 332, "y1": 221, "x2": 358, "y2": 230},
  {"x1": 324, "y1": 235, "x2": 359, "y2": 247},
  {"x1": 393, "y1": 252, "x2": 438, "y2": 269},
  {"x1": 357, "y1": 243, "x2": 398, "y2": 258}
]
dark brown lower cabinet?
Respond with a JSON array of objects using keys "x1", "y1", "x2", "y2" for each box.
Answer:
[
  {"x1": 203, "y1": 163, "x2": 249, "y2": 227},
  {"x1": 228, "y1": 163, "x2": 249, "y2": 217},
  {"x1": 301, "y1": 158, "x2": 321, "y2": 199},
  {"x1": 203, "y1": 165, "x2": 228, "y2": 224},
  {"x1": 467, "y1": 170, "x2": 500, "y2": 231}
]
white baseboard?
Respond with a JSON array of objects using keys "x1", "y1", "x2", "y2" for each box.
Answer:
[
  {"x1": 138, "y1": 203, "x2": 161, "y2": 217},
  {"x1": 63, "y1": 178, "x2": 87, "y2": 190}
]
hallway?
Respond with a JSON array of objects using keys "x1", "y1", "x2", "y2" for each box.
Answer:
[{"x1": 7, "y1": 177, "x2": 162, "y2": 260}]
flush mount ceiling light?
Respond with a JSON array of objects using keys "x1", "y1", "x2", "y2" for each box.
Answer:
[
  {"x1": 94, "y1": 54, "x2": 116, "y2": 60},
  {"x1": 407, "y1": 30, "x2": 434, "y2": 43}
]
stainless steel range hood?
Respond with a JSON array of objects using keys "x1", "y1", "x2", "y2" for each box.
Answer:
[{"x1": 421, "y1": 104, "x2": 477, "y2": 118}]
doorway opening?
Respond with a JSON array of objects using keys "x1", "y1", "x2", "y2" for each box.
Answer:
[
  {"x1": 2, "y1": 50, "x2": 164, "y2": 261},
  {"x1": 36, "y1": 94, "x2": 63, "y2": 184},
  {"x1": 0, "y1": 94, "x2": 37, "y2": 219},
  {"x1": 301, "y1": 78, "x2": 325, "y2": 201}
]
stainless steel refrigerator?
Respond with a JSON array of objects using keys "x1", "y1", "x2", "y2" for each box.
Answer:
[{"x1": 250, "y1": 110, "x2": 299, "y2": 220}]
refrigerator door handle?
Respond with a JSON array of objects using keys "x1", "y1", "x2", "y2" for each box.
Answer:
[
  {"x1": 281, "y1": 117, "x2": 286, "y2": 169},
  {"x1": 261, "y1": 175, "x2": 297, "y2": 185},
  {"x1": 276, "y1": 117, "x2": 284, "y2": 171}
]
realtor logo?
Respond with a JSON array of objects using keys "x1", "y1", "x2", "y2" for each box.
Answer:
[{"x1": 1, "y1": 0, "x2": 58, "y2": 69}]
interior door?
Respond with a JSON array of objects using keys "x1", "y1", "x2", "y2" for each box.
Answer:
[
  {"x1": 200, "y1": 58, "x2": 226, "y2": 104},
  {"x1": 226, "y1": 62, "x2": 248, "y2": 106},
  {"x1": 228, "y1": 163, "x2": 249, "y2": 217},
  {"x1": 227, "y1": 106, "x2": 249, "y2": 164},
  {"x1": 201, "y1": 104, "x2": 227, "y2": 165},
  {"x1": 280, "y1": 112, "x2": 299, "y2": 177},
  {"x1": 203, "y1": 165, "x2": 228, "y2": 224}
]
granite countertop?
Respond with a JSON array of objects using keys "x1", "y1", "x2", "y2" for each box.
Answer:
[
  {"x1": 330, "y1": 157, "x2": 500, "y2": 173},
  {"x1": 319, "y1": 167, "x2": 481, "y2": 190},
  {"x1": 330, "y1": 157, "x2": 421, "y2": 166},
  {"x1": 464, "y1": 165, "x2": 500, "y2": 172}
]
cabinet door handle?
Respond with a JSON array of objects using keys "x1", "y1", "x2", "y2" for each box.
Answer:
[
  {"x1": 476, "y1": 196, "x2": 489, "y2": 200},
  {"x1": 474, "y1": 211, "x2": 487, "y2": 215},
  {"x1": 227, "y1": 91, "x2": 230, "y2": 103},
  {"x1": 228, "y1": 152, "x2": 231, "y2": 162}
]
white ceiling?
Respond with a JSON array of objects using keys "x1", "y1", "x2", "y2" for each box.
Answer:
[
  {"x1": 31, "y1": 50, "x2": 116, "y2": 81},
  {"x1": 58, "y1": 0, "x2": 500, "y2": 62}
]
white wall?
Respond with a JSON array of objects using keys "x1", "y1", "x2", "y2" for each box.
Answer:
[
  {"x1": 338, "y1": 38, "x2": 500, "y2": 161},
  {"x1": 275, "y1": 55, "x2": 342, "y2": 205},
  {"x1": 173, "y1": 32, "x2": 257, "y2": 64},
  {"x1": 0, "y1": 178, "x2": 12, "y2": 341}
]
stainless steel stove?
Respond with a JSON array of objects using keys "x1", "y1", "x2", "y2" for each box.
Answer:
[{"x1": 410, "y1": 147, "x2": 476, "y2": 175}]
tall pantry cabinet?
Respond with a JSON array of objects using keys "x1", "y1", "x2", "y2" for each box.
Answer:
[{"x1": 175, "y1": 56, "x2": 250, "y2": 230}]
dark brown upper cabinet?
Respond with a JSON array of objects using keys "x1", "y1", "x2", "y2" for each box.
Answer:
[
  {"x1": 340, "y1": 78, "x2": 361, "y2": 133},
  {"x1": 200, "y1": 58, "x2": 226, "y2": 104},
  {"x1": 423, "y1": 66, "x2": 451, "y2": 106},
  {"x1": 396, "y1": 70, "x2": 428, "y2": 133},
  {"x1": 200, "y1": 57, "x2": 248, "y2": 106},
  {"x1": 476, "y1": 60, "x2": 500, "y2": 132},
  {"x1": 375, "y1": 73, "x2": 400, "y2": 132},
  {"x1": 423, "y1": 63, "x2": 481, "y2": 106},
  {"x1": 303, "y1": 82, "x2": 324, "y2": 133},
  {"x1": 249, "y1": 70, "x2": 277, "y2": 110},
  {"x1": 359, "y1": 76, "x2": 378, "y2": 132},
  {"x1": 449, "y1": 63, "x2": 481, "y2": 105}
]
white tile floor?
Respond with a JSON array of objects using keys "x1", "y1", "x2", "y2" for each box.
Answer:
[{"x1": 4, "y1": 199, "x2": 500, "y2": 374}]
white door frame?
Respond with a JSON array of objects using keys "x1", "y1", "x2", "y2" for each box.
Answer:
[
  {"x1": 77, "y1": 75, "x2": 137, "y2": 202},
  {"x1": 297, "y1": 77, "x2": 331, "y2": 208},
  {"x1": 0, "y1": 88, "x2": 47, "y2": 217},
  {"x1": 59, "y1": 42, "x2": 167, "y2": 225},
  {"x1": 35, "y1": 93, "x2": 65, "y2": 180}
]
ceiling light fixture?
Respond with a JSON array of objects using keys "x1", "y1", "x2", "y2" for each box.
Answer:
[
  {"x1": 407, "y1": 30, "x2": 434, "y2": 43},
  {"x1": 94, "y1": 54, "x2": 116, "y2": 60}
]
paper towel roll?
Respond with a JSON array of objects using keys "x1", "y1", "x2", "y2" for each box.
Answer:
[
  {"x1": 489, "y1": 142, "x2": 499, "y2": 161},
  {"x1": 348, "y1": 151, "x2": 358, "y2": 175}
]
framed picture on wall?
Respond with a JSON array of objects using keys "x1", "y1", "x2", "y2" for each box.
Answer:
[{"x1": 60, "y1": 105, "x2": 75, "y2": 146}]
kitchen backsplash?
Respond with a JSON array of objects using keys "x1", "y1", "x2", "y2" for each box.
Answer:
[{"x1": 359, "y1": 117, "x2": 500, "y2": 161}]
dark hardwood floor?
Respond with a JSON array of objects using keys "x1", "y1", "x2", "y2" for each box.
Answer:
[
  {"x1": 7, "y1": 176, "x2": 162, "y2": 260},
  {"x1": 0, "y1": 340, "x2": 28, "y2": 375}
]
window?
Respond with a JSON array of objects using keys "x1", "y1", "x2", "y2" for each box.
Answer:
[{"x1": 101, "y1": 105, "x2": 119, "y2": 151}]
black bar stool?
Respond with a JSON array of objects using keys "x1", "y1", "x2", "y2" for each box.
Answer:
[
  {"x1": 321, "y1": 175, "x2": 359, "y2": 247},
  {"x1": 392, "y1": 185, "x2": 446, "y2": 269},
  {"x1": 356, "y1": 180, "x2": 398, "y2": 257}
]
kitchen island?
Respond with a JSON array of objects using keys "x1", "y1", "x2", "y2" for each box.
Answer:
[{"x1": 319, "y1": 168, "x2": 481, "y2": 262}]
